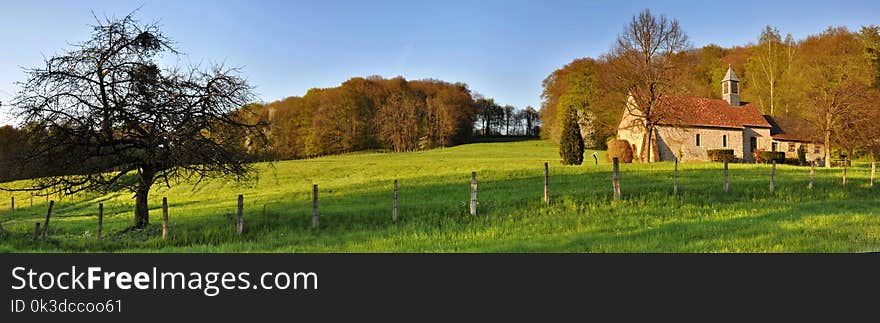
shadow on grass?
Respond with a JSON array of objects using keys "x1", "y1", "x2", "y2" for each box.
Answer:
[
  {"x1": 556, "y1": 197, "x2": 879, "y2": 252},
  {"x1": 1, "y1": 162, "x2": 877, "y2": 252}
]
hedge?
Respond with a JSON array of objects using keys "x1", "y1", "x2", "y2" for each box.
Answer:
[
  {"x1": 707, "y1": 149, "x2": 735, "y2": 162},
  {"x1": 759, "y1": 151, "x2": 786, "y2": 164}
]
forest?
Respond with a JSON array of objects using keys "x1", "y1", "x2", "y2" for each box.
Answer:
[{"x1": 541, "y1": 21, "x2": 880, "y2": 162}]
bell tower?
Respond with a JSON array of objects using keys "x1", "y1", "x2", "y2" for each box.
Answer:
[{"x1": 721, "y1": 65, "x2": 740, "y2": 106}]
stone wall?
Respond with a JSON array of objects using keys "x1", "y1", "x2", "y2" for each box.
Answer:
[
  {"x1": 616, "y1": 112, "x2": 646, "y2": 159},
  {"x1": 655, "y1": 126, "x2": 744, "y2": 162},
  {"x1": 773, "y1": 140, "x2": 825, "y2": 164},
  {"x1": 615, "y1": 110, "x2": 789, "y2": 163}
]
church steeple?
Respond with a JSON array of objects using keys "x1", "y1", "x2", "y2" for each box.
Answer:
[{"x1": 721, "y1": 65, "x2": 740, "y2": 106}]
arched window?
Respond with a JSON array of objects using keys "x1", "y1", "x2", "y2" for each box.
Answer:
[
  {"x1": 722, "y1": 135, "x2": 728, "y2": 148},
  {"x1": 696, "y1": 134, "x2": 701, "y2": 147}
]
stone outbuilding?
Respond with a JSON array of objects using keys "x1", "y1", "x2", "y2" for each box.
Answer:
[{"x1": 764, "y1": 114, "x2": 825, "y2": 163}]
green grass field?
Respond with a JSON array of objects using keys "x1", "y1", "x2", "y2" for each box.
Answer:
[{"x1": 0, "y1": 140, "x2": 878, "y2": 252}]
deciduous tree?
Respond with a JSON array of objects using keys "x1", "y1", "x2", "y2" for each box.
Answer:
[
  {"x1": 5, "y1": 14, "x2": 265, "y2": 228},
  {"x1": 744, "y1": 26, "x2": 796, "y2": 115},
  {"x1": 791, "y1": 27, "x2": 874, "y2": 167},
  {"x1": 608, "y1": 9, "x2": 690, "y2": 162}
]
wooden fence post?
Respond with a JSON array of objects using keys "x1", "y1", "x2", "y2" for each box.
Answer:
[
  {"x1": 470, "y1": 172, "x2": 478, "y2": 216},
  {"x1": 809, "y1": 162, "x2": 815, "y2": 190},
  {"x1": 872, "y1": 162, "x2": 876, "y2": 187},
  {"x1": 543, "y1": 162, "x2": 550, "y2": 206},
  {"x1": 162, "y1": 197, "x2": 169, "y2": 239},
  {"x1": 236, "y1": 195, "x2": 244, "y2": 235},
  {"x1": 97, "y1": 203, "x2": 103, "y2": 240},
  {"x1": 312, "y1": 185, "x2": 319, "y2": 228},
  {"x1": 393, "y1": 179, "x2": 398, "y2": 224},
  {"x1": 673, "y1": 157, "x2": 678, "y2": 194},
  {"x1": 842, "y1": 162, "x2": 847, "y2": 188},
  {"x1": 42, "y1": 200, "x2": 54, "y2": 240},
  {"x1": 10, "y1": 195, "x2": 13, "y2": 213},
  {"x1": 33, "y1": 223, "x2": 40, "y2": 241},
  {"x1": 30, "y1": 193, "x2": 33, "y2": 207},
  {"x1": 770, "y1": 161, "x2": 776, "y2": 193},
  {"x1": 723, "y1": 161, "x2": 729, "y2": 193},
  {"x1": 612, "y1": 158, "x2": 621, "y2": 200}
]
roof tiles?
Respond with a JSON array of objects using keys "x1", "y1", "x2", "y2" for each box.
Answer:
[{"x1": 652, "y1": 96, "x2": 771, "y2": 129}]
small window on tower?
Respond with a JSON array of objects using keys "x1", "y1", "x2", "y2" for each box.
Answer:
[
  {"x1": 696, "y1": 134, "x2": 701, "y2": 147},
  {"x1": 731, "y1": 82, "x2": 738, "y2": 94},
  {"x1": 723, "y1": 82, "x2": 729, "y2": 94}
]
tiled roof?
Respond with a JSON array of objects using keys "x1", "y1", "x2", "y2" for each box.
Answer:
[
  {"x1": 764, "y1": 115, "x2": 821, "y2": 142},
  {"x1": 652, "y1": 96, "x2": 772, "y2": 129}
]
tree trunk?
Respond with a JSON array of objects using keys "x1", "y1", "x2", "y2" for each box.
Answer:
[
  {"x1": 642, "y1": 124, "x2": 655, "y2": 163},
  {"x1": 769, "y1": 82, "x2": 774, "y2": 116},
  {"x1": 134, "y1": 167, "x2": 156, "y2": 229},
  {"x1": 483, "y1": 116, "x2": 489, "y2": 136},
  {"x1": 848, "y1": 147, "x2": 854, "y2": 165},
  {"x1": 823, "y1": 129, "x2": 832, "y2": 168},
  {"x1": 134, "y1": 186, "x2": 150, "y2": 228}
]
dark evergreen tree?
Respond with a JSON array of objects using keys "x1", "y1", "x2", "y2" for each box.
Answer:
[{"x1": 559, "y1": 108, "x2": 584, "y2": 165}]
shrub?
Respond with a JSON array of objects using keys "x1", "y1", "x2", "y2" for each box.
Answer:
[
  {"x1": 606, "y1": 139, "x2": 634, "y2": 163},
  {"x1": 784, "y1": 158, "x2": 800, "y2": 165},
  {"x1": 559, "y1": 108, "x2": 584, "y2": 165},
  {"x1": 759, "y1": 151, "x2": 785, "y2": 164},
  {"x1": 797, "y1": 145, "x2": 807, "y2": 165},
  {"x1": 707, "y1": 149, "x2": 735, "y2": 162},
  {"x1": 753, "y1": 148, "x2": 765, "y2": 163}
]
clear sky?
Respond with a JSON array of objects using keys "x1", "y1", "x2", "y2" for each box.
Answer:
[{"x1": 1, "y1": 0, "x2": 878, "y2": 125}]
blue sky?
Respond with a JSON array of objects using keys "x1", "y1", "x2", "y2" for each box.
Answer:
[{"x1": 1, "y1": 0, "x2": 878, "y2": 125}]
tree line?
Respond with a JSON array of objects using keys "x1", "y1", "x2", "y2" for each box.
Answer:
[
  {"x1": 245, "y1": 76, "x2": 538, "y2": 161},
  {"x1": 542, "y1": 9, "x2": 880, "y2": 166},
  {"x1": 0, "y1": 74, "x2": 541, "y2": 183},
  {"x1": 473, "y1": 96, "x2": 540, "y2": 137}
]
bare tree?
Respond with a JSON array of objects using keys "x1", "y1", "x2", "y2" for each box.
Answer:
[
  {"x1": 4, "y1": 13, "x2": 266, "y2": 228},
  {"x1": 472, "y1": 94, "x2": 494, "y2": 136},
  {"x1": 521, "y1": 106, "x2": 539, "y2": 136},
  {"x1": 609, "y1": 9, "x2": 690, "y2": 162},
  {"x1": 503, "y1": 105, "x2": 514, "y2": 135},
  {"x1": 745, "y1": 26, "x2": 795, "y2": 115}
]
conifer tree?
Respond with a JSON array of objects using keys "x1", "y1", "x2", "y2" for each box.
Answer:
[{"x1": 559, "y1": 108, "x2": 584, "y2": 165}]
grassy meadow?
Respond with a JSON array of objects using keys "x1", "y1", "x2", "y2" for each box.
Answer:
[{"x1": 0, "y1": 139, "x2": 878, "y2": 252}]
